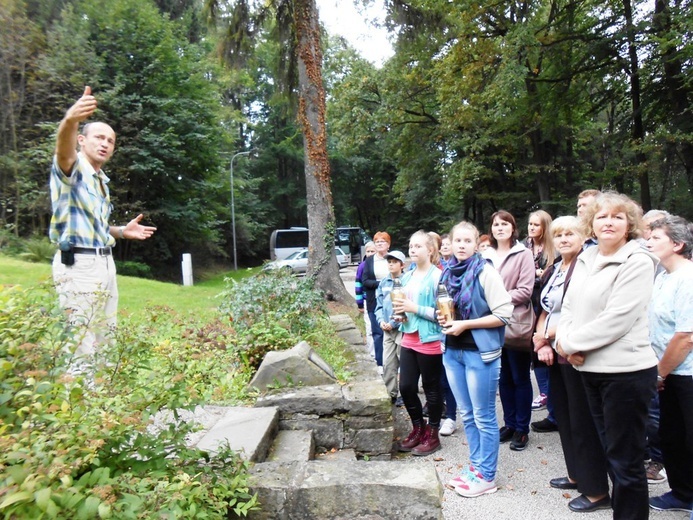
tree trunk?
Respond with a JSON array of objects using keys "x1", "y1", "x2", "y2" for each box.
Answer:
[
  {"x1": 295, "y1": 0, "x2": 352, "y2": 304},
  {"x1": 653, "y1": 0, "x2": 693, "y2": 189},
  {"x1": 622, "y1": 0, "x2": 651, "y2": 210}
]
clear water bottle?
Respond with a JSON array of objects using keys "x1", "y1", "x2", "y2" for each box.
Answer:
[
  {"x1": 390, "y1": 278, "x2": 407, "y2": 322},
  {"x1": 436, "y1": 284, "x2": 454, "y2": 328}
]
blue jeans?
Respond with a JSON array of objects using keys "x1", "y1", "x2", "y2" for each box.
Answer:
[
  {"x1": 367, "y1": 310, "x2": 384, "y2": 366},
  {"x1": 645, "y1": 392, "x2": 663, "y2": 463},
  {"x1": 444, "y1": 348, "x2": 501, "y2": 481},
  {"x1": 440, "y1": 368, "x2": 457, "y2": 421},
  {"x1": 499, "y1": 348, "x2": 533, "y2": 434},
  {"x1": 534, "y1": 364, "x2": 556, "y2": 424}
]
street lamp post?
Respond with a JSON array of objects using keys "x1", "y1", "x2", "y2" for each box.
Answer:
[{"x1": 230, "y1": 150, "x2": 252, "y2": 271}]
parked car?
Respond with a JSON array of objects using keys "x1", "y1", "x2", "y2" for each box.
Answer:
[
  {"x1": 263, "y1": 247, "x2": 349, "y2": 274},
  {"x1": 334, "y1": 246, "x2": 350, "y2": 268}
]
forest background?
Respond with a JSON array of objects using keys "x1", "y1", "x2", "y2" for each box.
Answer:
[{"x1": 1, "y1": 0, "x2": 691, "y2": 280}]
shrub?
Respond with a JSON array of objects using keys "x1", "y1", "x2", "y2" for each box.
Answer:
[
  {"x1": 114, "y1": 260, "x2": 153, "y2": 279},
  {"x1": 0, "y1": 225, "x2": 24, "y2": 255},
  {"x1": 0, "y1": 284, "x2": 258, "y2": 519},
  {"x1": 218, "y1": 269, "x2": 326, "y2": 337},
  {"x1": 17, "y1": 236, "x2": 56, "y2": 263},
  {"x1": 217, "y1": 270, "x2": 326, "y2": 369}
]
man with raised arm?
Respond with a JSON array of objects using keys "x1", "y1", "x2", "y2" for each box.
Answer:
[{"x1": 50, "y1": 86, "x2": 156, "y2": 362}]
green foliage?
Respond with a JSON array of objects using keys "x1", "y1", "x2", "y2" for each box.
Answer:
[
  {"x1": 218, "y1": 269, "x2": 328, "y2": 371},
  {"x1": 114, "y1": 260, "x2": 153, "y2": 279},
  {"x1": 0, "y1": 226, "x2": 25, "y2": 256},
  {"x1": 219, "y1": 268, "x2": 326, "y2": 335},
  {"x1": 18, "y1": 236, "x2": 56, "y2": 263},
  {"x1": 0, "y1": 284, "x2": 258, "y2": 519}
]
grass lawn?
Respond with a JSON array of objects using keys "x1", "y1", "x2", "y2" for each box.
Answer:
[{"x1": 0, "y1": 255, "x2": 260, "y2": 315}]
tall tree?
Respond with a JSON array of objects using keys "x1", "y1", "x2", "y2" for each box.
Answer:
[
  {"x1": 294, "y1": 0, "x2": 347, "y2": 299},
  {"x1": 32, "y1": 0, "x2": 232, "y2": 275},
  {"x1": 0, "y1": 0, "x2": 44, "y2": 235},
  {"x1": 206, "y1": 0, "x2": 352, "y2": 302}
]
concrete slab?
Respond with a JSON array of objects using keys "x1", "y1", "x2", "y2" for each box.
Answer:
[
  {"x1": 294, "y1": 461, "x2": 443, "y2": 519},
  {"x1": 267, "y1": 430, "x2": 315, "y2": 462},
  {"x1": 343, "y1": 380, "x2": 391, "y2": 415},
  {"x1": 313, "y1": 449, "x2": 358, "y2": 462},
  {"x1": 329, "y1": 314, "x2": 355, "y2": 332},
  {"x1": 247, "y1": 460, "x2": 443, "y2": 520},
  {"x1": 255, "y1": 385, "x2": 345, "y2": 415},
  {"x1": 195, "y1": 406, "x2": 278, "y2": 462},
  {"x1": 249, "y1": 341, "x2": 336, "y2": 391}
]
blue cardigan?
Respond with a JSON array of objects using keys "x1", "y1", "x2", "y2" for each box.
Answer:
[{"x1": 399, "y1": 266, "x2": 443, "y2": 344}]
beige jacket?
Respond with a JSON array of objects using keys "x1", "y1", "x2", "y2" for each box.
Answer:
[{"x1": 557, "y1": 240, "x2": 658, "y2": 373}]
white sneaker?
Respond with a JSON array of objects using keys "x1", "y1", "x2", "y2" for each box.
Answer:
[
  {"x1": 454, "y1": 468, "x2": 497, "y2": 498},
  {"x1": 377, "y1": 365, "x2": 384, "y2": 375},
  {"x1": 440, "y1": 418, "x2": 457, "y2": 436}
]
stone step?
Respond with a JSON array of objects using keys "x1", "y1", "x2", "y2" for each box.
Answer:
[
  {"x1": 194, "y1": 406, "x2": 278, "y2": 462},
  {"x1": 313, "y1": 448, "x2": 357, "y2": 462},
  {"x1": 266, "y1": 429, "x2": 315, "y2": 462},
  {"x1": 248, "y1": 460, "x2": 443, "y2": 520}
]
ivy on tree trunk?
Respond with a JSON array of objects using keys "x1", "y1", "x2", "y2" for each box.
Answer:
[{"x1": 295, "y1": 0, "x2": 353, "y2": 303}]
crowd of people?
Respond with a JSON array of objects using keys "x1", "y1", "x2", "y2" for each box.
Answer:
[{"x1": 355, "y1": 190, "x2": 693, "y2": 518}]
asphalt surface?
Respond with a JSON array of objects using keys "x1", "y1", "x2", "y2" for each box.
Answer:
[{"x1": 339, "y1": 266, "x2": 687, "y2": 520}]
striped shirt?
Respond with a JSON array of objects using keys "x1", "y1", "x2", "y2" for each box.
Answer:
[{"x1": 49, "y1": 152, "x2": 115, "y2": 248}]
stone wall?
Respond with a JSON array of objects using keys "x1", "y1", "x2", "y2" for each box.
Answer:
[{"x1": 253, "y1": 315, "x2": 394, "y2": 459}]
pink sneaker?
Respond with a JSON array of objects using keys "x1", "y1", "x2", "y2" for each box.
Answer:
[
  {"x1": 454, "y1": 468, "x2": 497, "y2": 498},
  {"x1": 448, "y1": 465, "x2": 475, "y2": 489},
  {"x1": 532, "y1": 393, "x2": 548, "y2": 410}
]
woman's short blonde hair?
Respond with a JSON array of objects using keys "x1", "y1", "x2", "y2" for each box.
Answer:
[
  {"x1": 550, "y1": 216, "x2": 585, "y2": 240},
  {"x1": 581, "y1": 191, "x2": 643, "y2": 240}
]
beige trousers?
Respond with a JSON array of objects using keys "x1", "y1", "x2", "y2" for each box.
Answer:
[{"x1": 52, "y1": 251, "x2": 118, "y2": 362}]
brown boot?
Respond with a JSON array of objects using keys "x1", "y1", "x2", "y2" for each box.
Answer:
[
  {"x1": 398, "y1": 421, "x2": 425, "y2": 452},
  {"x1": 412, "y1": 425, "x2": 441, "y2": 456}
]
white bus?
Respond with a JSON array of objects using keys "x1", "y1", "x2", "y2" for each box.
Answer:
[
  {"x1": 269, "y1": 226, "x2": 370, "y2": 262},
  {"x1": 269, "y1": 227, "x2": 309, "y2": 260}
]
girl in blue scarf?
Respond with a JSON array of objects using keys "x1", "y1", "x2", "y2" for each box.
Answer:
[{"x1": 439, "y1": 222, "x2": 513, "y2": 499}]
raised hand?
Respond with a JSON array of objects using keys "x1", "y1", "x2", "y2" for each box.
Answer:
[
  {"x1": 65, "y1": 86, "x2": 98, "y2": 123},
  {"x1": 123, "y1": 214, "x2": 157, "y2": 241}
]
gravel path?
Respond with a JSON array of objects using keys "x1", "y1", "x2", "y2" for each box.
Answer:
[
  {"x1": 391, "y1": 384, "x2": 686, "y2": 520},
  {"x1": 341, "y1": 266, "x2": 684, "y2": 520}
]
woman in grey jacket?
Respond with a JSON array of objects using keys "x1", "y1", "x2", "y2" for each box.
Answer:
[{"x1": 557, "y1": 192, "x2": 658, "y2": 519}]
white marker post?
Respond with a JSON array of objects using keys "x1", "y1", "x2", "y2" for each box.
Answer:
[{"x1": 182, "y1": 253, "x2": 193, "y2": 286}]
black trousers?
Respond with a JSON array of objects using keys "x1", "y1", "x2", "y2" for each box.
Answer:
[
  {"x1": 659, "y1": 374, "x2": 693, "y2": 505},
  {"x1": 549, "y1": 362, "x2": 609, "y2": 497},
  {"x1": 399, "y1": 346, "x2": 443, "y2": 428},
  {"x1": 581, "y1": 367, "x2": 657, "y2": 520}
]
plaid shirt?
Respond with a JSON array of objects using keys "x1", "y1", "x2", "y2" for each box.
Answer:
[{"x1": 49, "y1": 152, "x2": 115, "y2": 248}]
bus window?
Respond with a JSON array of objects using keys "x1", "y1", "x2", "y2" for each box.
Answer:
[
  {"x1": 270, "y1": 226, "x2": 370, "y2": 262},
  {"x1": 270, "y1": 228, "x2": 309, "y2": 260}
]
